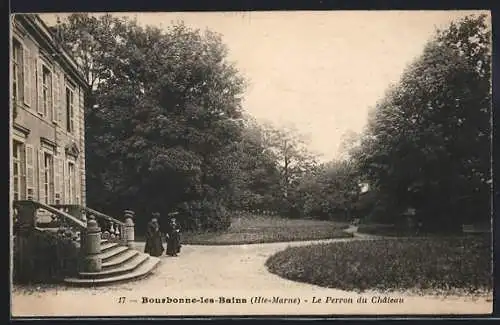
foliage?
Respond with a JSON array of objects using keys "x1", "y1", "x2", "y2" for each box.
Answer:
[
  {"x1": 255, "y1": 122, "x2": 320, "y2": 216},
  {"x1": 349, "y1": 14, "x2": 491, "y2": 230},
  {"x1": 13, "y1": 231, "x2": 80, "y2": 284},
  {"x1": 292, "y1": 160, "x2": 361, "y2": 220},
  {"x1": 55, "y1": 15, "x2": 250, "y2": 231},
  {"x1": 51, "y1": 13, "x2": 491, "y2": 233},
  {"x1": 265, "y1": 236, "x2": 492, "y2": 295},
  {"x1": 222, "y1": 117, "x2": 283, "y2": 212}
]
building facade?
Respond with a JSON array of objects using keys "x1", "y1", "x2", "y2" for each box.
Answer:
[{"x1": 10, "y1": 14, "x2": 88, "y2": 209}]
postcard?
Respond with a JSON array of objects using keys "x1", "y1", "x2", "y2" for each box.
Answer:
[{"x1": 10, "y1": 10, "x2": 493, "y2": 317}]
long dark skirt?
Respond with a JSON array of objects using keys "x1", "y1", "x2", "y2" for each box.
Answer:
[
  {"x1": 145, "y1": 232, "x2": 164, "y2": 257},
  {"x1": 166, "y1": 232, "x2": 181, "y2": 256}
]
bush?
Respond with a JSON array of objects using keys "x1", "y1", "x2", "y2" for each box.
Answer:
[
  {"x1": 266, "y1": 236, "x2": 492, "y2": 295},
  {"x1": 176, "y1": 199, "x2": 231, "y2": 232},
  {"x1": 13, "y1": 230, "x2": 80, "y2": 284}
]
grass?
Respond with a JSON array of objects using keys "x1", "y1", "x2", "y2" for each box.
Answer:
[
  {"x1": 179, "y1": 213, "x2": 352, "y2": 245},
  {"x1": 265, "y1": 235, "x2": 492, "y2": 296}
]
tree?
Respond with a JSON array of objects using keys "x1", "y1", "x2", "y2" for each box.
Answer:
[
  {"x1": 294, "y1": 160, "x2": 361, "y2": 220},
  {"x1": 258, "y1": 122, "x2": 319, "y2": 215},
  {"x1": 221, "y1": 116, "x2": 282, "y2": 212},
  {"x1": 55, "y1": 14, "x2": 247, "y2": 231},
  {"x1": 338, "y1": 130, "x2": 361, "y2": 161},
  {"x1": 351, "y1": 14, "x2": 491, "y2": 231}
]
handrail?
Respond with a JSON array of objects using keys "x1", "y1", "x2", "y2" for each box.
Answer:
[
  {"x1": 15, "y1": 200, "x2": 87, "y2": 229},
  {"x1": 83, "y1": 206, "x2": 125, "y2": 226},
  {"x1": 50, "y1": 204, "x2": 125, "y2": 226}
]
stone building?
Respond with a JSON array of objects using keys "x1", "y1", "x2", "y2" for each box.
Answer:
[{"x1": 10, "y1": 14, "x2": 88, "y2": 209}]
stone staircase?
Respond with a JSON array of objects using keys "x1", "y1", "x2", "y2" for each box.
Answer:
[
  {"x1": 64, "y1": 238, "x2": 160, "y2": 286},
  {"x1": 14, "y1": 200, "x2": 161, "y2": 287}
]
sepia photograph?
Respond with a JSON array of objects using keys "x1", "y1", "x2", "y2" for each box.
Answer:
[{"x1": 10, "y1": 10, "x2": 493, "y2": 317}]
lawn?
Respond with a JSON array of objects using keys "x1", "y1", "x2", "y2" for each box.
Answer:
[
  {"x1": 179, "y1": 213, "x2": 352, "y2": 245},
  {"x1": 265, "y1": 235, "x2": 492, "y2": 296}
]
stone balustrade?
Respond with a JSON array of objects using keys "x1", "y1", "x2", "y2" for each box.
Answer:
[{"x1": 13, "y1": 200, "x2": 137, "y2": 278}]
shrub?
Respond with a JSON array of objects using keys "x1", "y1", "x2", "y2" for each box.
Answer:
[
  {"x1": 176, "y1": 199, "x2": 231, "y2": 232},
  {"x1": 13, "y1": 230, "x2": 80, "y2": 284}
]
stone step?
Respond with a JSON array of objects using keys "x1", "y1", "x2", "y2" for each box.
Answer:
[
  {"x1": 99, "y1": 245, "x2": 129, "y2": 263},
  {"x1": 78, "y1": 253, "x2": 150, "y2": 279},
  {"x1": 64, "y1": 256, "x2": 161, "y2": 286},
  {"x1": 101, "y1": 242, "x2": 119, "y2": 252},
  {"x1": 102, "y1": 249, "x2": 139, "y2": 269}
]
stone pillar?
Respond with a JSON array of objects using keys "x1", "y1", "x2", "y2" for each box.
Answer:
[
  {"x1": 124, "y1": 210, "x2": 135, "y2": 249},
  {"x1": 82, "y1": 216, "x2": 102, "y2": 272}
]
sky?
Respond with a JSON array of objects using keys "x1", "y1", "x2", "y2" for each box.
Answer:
[{"x1": 40, "y1": 10, "x2": 489, "y2": 162}]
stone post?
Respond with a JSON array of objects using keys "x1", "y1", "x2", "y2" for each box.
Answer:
[
  {"x1": 82, "y1": 215, "x2": 102, "y2": 272},
  {"x1": 124, "y1": 210, "x2": 135, "y2": 249}
]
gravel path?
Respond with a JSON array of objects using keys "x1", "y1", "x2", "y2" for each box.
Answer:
[{"x1": 12, "y1": 235, "x2": 492, "y2": 317}]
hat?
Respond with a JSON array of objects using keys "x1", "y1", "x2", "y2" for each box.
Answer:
[{"x1": 152, "y1": 212, "x2": 160, "y2": 218}]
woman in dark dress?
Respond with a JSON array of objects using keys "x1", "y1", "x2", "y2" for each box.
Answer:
[
  {"x1": 165, "y1": 218, "x2": 181, "y2": 256},
  {"x1": 144, "y1": 217, "x2": 164, "y2": 257}
]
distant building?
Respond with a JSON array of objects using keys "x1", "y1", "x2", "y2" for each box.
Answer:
[{"x1": 10, "y1": 14, "x2": 88, "y2": 209}]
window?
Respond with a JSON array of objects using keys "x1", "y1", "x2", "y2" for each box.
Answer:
[
  {"x1": 66, "y1": 87, "x2": 74, "y2": 133},
  {"x1": 43, "y1": 152, "x2": 54, "y2": 204},
  {"x1": 12, "y1": 39, "x2": 23, "y2": 104},
  {"x1": 13, "y1": 141, "x2": 26, "y2": 201},
  {"x1": 67, "y1": 161, "x2": 76, "y2": 203},
  {"x1": 42, "y1": 66, "x2": 52, "y2": 118}
]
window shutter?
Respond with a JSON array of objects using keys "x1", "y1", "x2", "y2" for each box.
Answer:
[
  {"x1": 64, "y1": 160, "x2": 69, "y2": 203},
  {"x1": 58, "y1": 155, "x2": 64, "y2": 203},
  {"x1": 75, "y1": 163, "x2": 81, "y2": 205},
  {"x1": 58, "y1": 72, "x2": 64, "y2": 123},
  {"x1": 37, "y1": 59, "x2": 43, "y2": 114},
  {"x1": 25, "y1": 145, "x2": 34, "y2": 199},
  {"x1": 62, "y1": 81, "x2": 67, "y2": 127},
  {"x1": 48, "y1": 71, "x2": 53, "y2": 121},
  {"x1": 54, "y1": 155, "x2": 60, "y2": 199},
  {"x1": 52, "y1": 69, "x2": 59, "y2": 123},
  {"x1": 23, "y1": 45, "x2": 31, "y2": 107},
  {"x1": 20, "y1": 144, "x2": 27, "y2": 200},
  {"x1": 30, "y1": 53, "x2": 36, "y2": 108},
  {"x1": 79, "y1": 89, "x2": 84, "y2": 135},
  {"x1": 38, "y1": 149, "x2": 45, "y2": 203},
  {"x1": 49, "y1": 155, "x2": 55, "y2": 204},
  {"x1": 74, "y1": 89, "x2": 79, "y2": 137}
]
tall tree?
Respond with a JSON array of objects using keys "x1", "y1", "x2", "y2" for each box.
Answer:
[
  {"x1": 351, "y1": 14, "x2": 491, "y2": 231},
  {"x1": 55, "y1": 14, "x2": 247, "y2": 231},
  {"x1": 260, "y1": 122, "x2": 318, "y2": 199}
]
